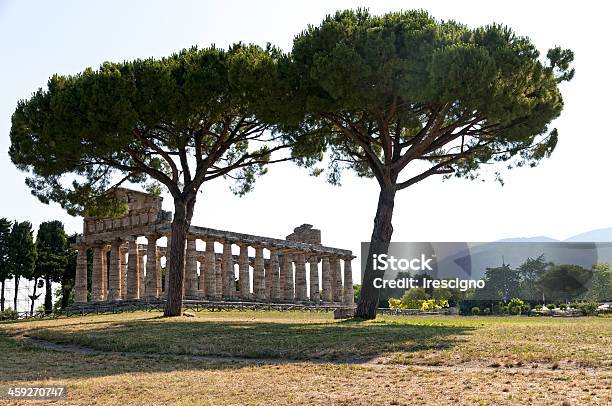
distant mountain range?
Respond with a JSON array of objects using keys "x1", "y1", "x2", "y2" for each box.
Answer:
[
  {"x1": 418, "y1": 228, "x2": 612, "y2": 280},
  {"x1": 499, "y1": 227, "x2": 612, "y2": 243}
]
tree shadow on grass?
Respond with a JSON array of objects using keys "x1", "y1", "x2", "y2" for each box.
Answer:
[{"x1": 0, "y1": 315, "x2": 476, "y2": 381}]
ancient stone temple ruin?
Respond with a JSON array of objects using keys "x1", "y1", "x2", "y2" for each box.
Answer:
[{"x1": 72, "y1": 188, "x2": 354, "y2": 306}]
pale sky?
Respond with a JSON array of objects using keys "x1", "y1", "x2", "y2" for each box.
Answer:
[{"x1": 1, "y1": 0, "x2": 610, "y2": 285}]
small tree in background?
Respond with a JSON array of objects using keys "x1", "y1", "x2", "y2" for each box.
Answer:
[
  {"x1": 540, "y1": 264, "x2": 592, "y2": 303},
  {"x1": 10, "y1": 45, "x2": 292, "y2": 316},
  {"x1": 518, "y1": 254, "x2": 551, "y2": 301},
  {"x1": 585, "y1": 263, "x2": 612, "y2": 302},
  {"x1": 54, "y1": 233, "x2": 78, "y2": 311},
  {"x1": 0, "y1": 218, "x2": 12, "y2": 312},
  {"x1": 35, "y1": 221, "x2": 69, "y2": 314},
  {"x1": 475, "y1": 263, "x2": 521, "y2": 301},
  {"x1": 287, "y1": 9, "x2": 574, "y2": 318},
  {"x1": 7, "y1": 221, "x2": 36, "y2": 311}
]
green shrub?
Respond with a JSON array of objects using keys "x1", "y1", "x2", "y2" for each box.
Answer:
[
  {"x1": 559, "y1": 303, "x2": 568, "y2": 310},
  {"x1": 388, "y1": 298, "x2": 402, "y2": 310},
  {"x1": 546, "y1": 303, "x2": 556, "y2": 310},
  {"x1": 507, "y1": 298, "x2": 526, "y2": 315},
  {"x1": 400, "y1": 288, "x2": 429, "y2": 309},
  {"x1": 535, "y1": 304, "x2": 543, "y2": 310},
  {"x1": 471, "y1": 306, "x2": 480, "y2": 315},
  {"x1": 420, "y1": 299, "x2": 449, "y2": 311},
  {"x1": 576, "y1": 302, "x2": 598, "y2": 316},
  {"x1": 0, "y1": 308, "x2": 19, "y2": 320},
  {"x1": 389, "y1": 296, "x2": 449, "y2": 311},
  {"x1": 483, "y1": 307, "x2": 491, "y2": 315}
]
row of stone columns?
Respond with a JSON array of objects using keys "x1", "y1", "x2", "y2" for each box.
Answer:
[
  {"x1": 182, "y1": 238, "x2": 354, "y2": 304},
  {"x1": 75, "y1": 238, "x2": 154, "y2": 303},
  {"x1": 75, "y1": 235, "x2": 354, "y2": 305}
]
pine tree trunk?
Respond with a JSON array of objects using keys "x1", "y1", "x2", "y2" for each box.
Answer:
[
  {"x1": 355, "y1": 186, "x2": 396, "y2": 320},
  {"x1": 1, "y1": 279, "x2": 5, "y2": 312},
  {"x1": 30, "y1": 277, "x2": 38, "y2": 316},
  {"x1": 13, "y1": 277, "x2": 19, "y2": 311},
  {"x1": 44, "y1": 275, "x2": 52, "y2": 314},
  {"x1": 163, "y1": 195, "x2": 196, "y2": 317}
]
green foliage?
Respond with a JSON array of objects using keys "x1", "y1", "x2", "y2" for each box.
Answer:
[
  {"x1": 575, "y1": 301, "x2": 598, "y2": 316},
  {"x1": 584, "y1": 263, "x2": 612, "y2": 302},
  {"x1": 546, "y1": 303, "x2": 556, "y2": 310},
  {"x1": 518, "y1": 254, "x2": 551, "y2": 301},
  {"x1": 54, "y1": 233, "x2": 78, "y2": 310},
  {"x1": 53, "y1": 285, "x2": 73, "y2": 310},
  {"x1": 0, "y1": 307, "x2": 18, "y2": 320},
  {"x1": 471, "y1": 306, "x2": 480, "y2": 315},
  {"x1": 474, "y1": 263, "x2": 521, "y2": 301},
  {"x1": 287, "y1": 9, "x2": 573, "y2": 187},
  {"x1": 392, "y1": 289, "x2": 449, "y2": 310},
  {"x1": 388, "y1": 298, "x2": 402, "y2": 309},
  {"x1": 507, "y1": 298, "x2": 526, "y2": 315},
  {"x1": 35, "y1": 221, "x2": 68, "y2": 282},
  {"x1": 482, "y1": 307, "x2": 491, "y2": 315},
  {"x1": 540, "y1": 264, "x2": 592, "y2": 302},
  {"x1": 0, "y1": 218, "x2": 12, "y2": 283},
  {"x1": 389, "y1": 296, "x2": 449, "y2": 311},
  {"x1": 7, "y1": 221, "x2": 36, "y2": 281},
  {"x1": 9, "y1": 44, "x2": 290, "y2": 216},
  {"x1": 353, "y1": 284, "x2": 361, "y2": 302}
]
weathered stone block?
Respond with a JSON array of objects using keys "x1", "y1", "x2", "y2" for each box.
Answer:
[
  {"x1": 333, "y1": 307, "x2": 355, "y2": 319},
  {"x1": 286, "y1": 224, "x2": 321, "y2": 245}
]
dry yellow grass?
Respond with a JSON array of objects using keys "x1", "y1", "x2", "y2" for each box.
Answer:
[
  {"x1": 0, "y1": 311, "x2": 611, "y2": 405},
  {"x1": 4, "y1": 311, "x2": 611, "y2": 367}
]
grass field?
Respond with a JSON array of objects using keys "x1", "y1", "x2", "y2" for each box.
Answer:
[{"x1": 0, "y1": 311, "x2": 610, "y2": 405}]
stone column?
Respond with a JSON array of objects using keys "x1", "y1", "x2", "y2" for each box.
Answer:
[
  {"x1": 331, "y1": 256, "x2": 343, "y2": 302},
  {"x1": 215, "y1": 252, "x2": 222, "y2": 300},
  {"x1": 309, "y1": 256, "x2": 320, "y2": 303},
  {"x1": 185, "y1": 237, "x2": 198, "y2": 297},
  {"x1": 281, "y1": 252, "x2": 294, "y2": 300},
  {"x1": 329, "y1": 256, "x2": 342, "y2": 302},
  {"x1": 145, "y1": 235, "x2": 160, "y2": 298},
  {"x1": 92, "y1": 246, "x2": 104, "y2": 301},
  {"x1": 198, "y1": 255, "x2": 206, "y2": 294},
  {"x1": 343, "y1": 256, "x2": 355, "y2": 305},
  {"x1": 321, "y1": 256, "x2": 332, "y2": 302},
  {"x1": 221, "y1": 241, "x2": 234, "y2": 299},
  {"x1": 126, "y1": 240, "x2": 139, "y2": 300},
  {"x1": 204, "y1": 238, "x2": 216, "y2": 299},
  {"x1": 101, "y1": 246, "x2": 108, "y2": 300},
  {"x1": 137, "y1": 247, "x2": 145, "y2": 299},
  {"x1": 108, "y1": 241, "x2": 122, "y2": 301},
  {"x1": 120, "y1": 247, "x2": 128, "y2": 299},
  {"x1": 269, "y1": 249, "x2": 280, "y2": 301},
  {"x1": 254, "y1": 246, "x2": 265, "y2": 300},
  {"x1": 238, "y1": 243, "x2": 250, "y2": 299},
  {"x1": 75, "y1": 247, "x2": 88, "y2": 303},
  {"x1": 294, "y1": 252, "x2": 307, "y2": 301}
]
